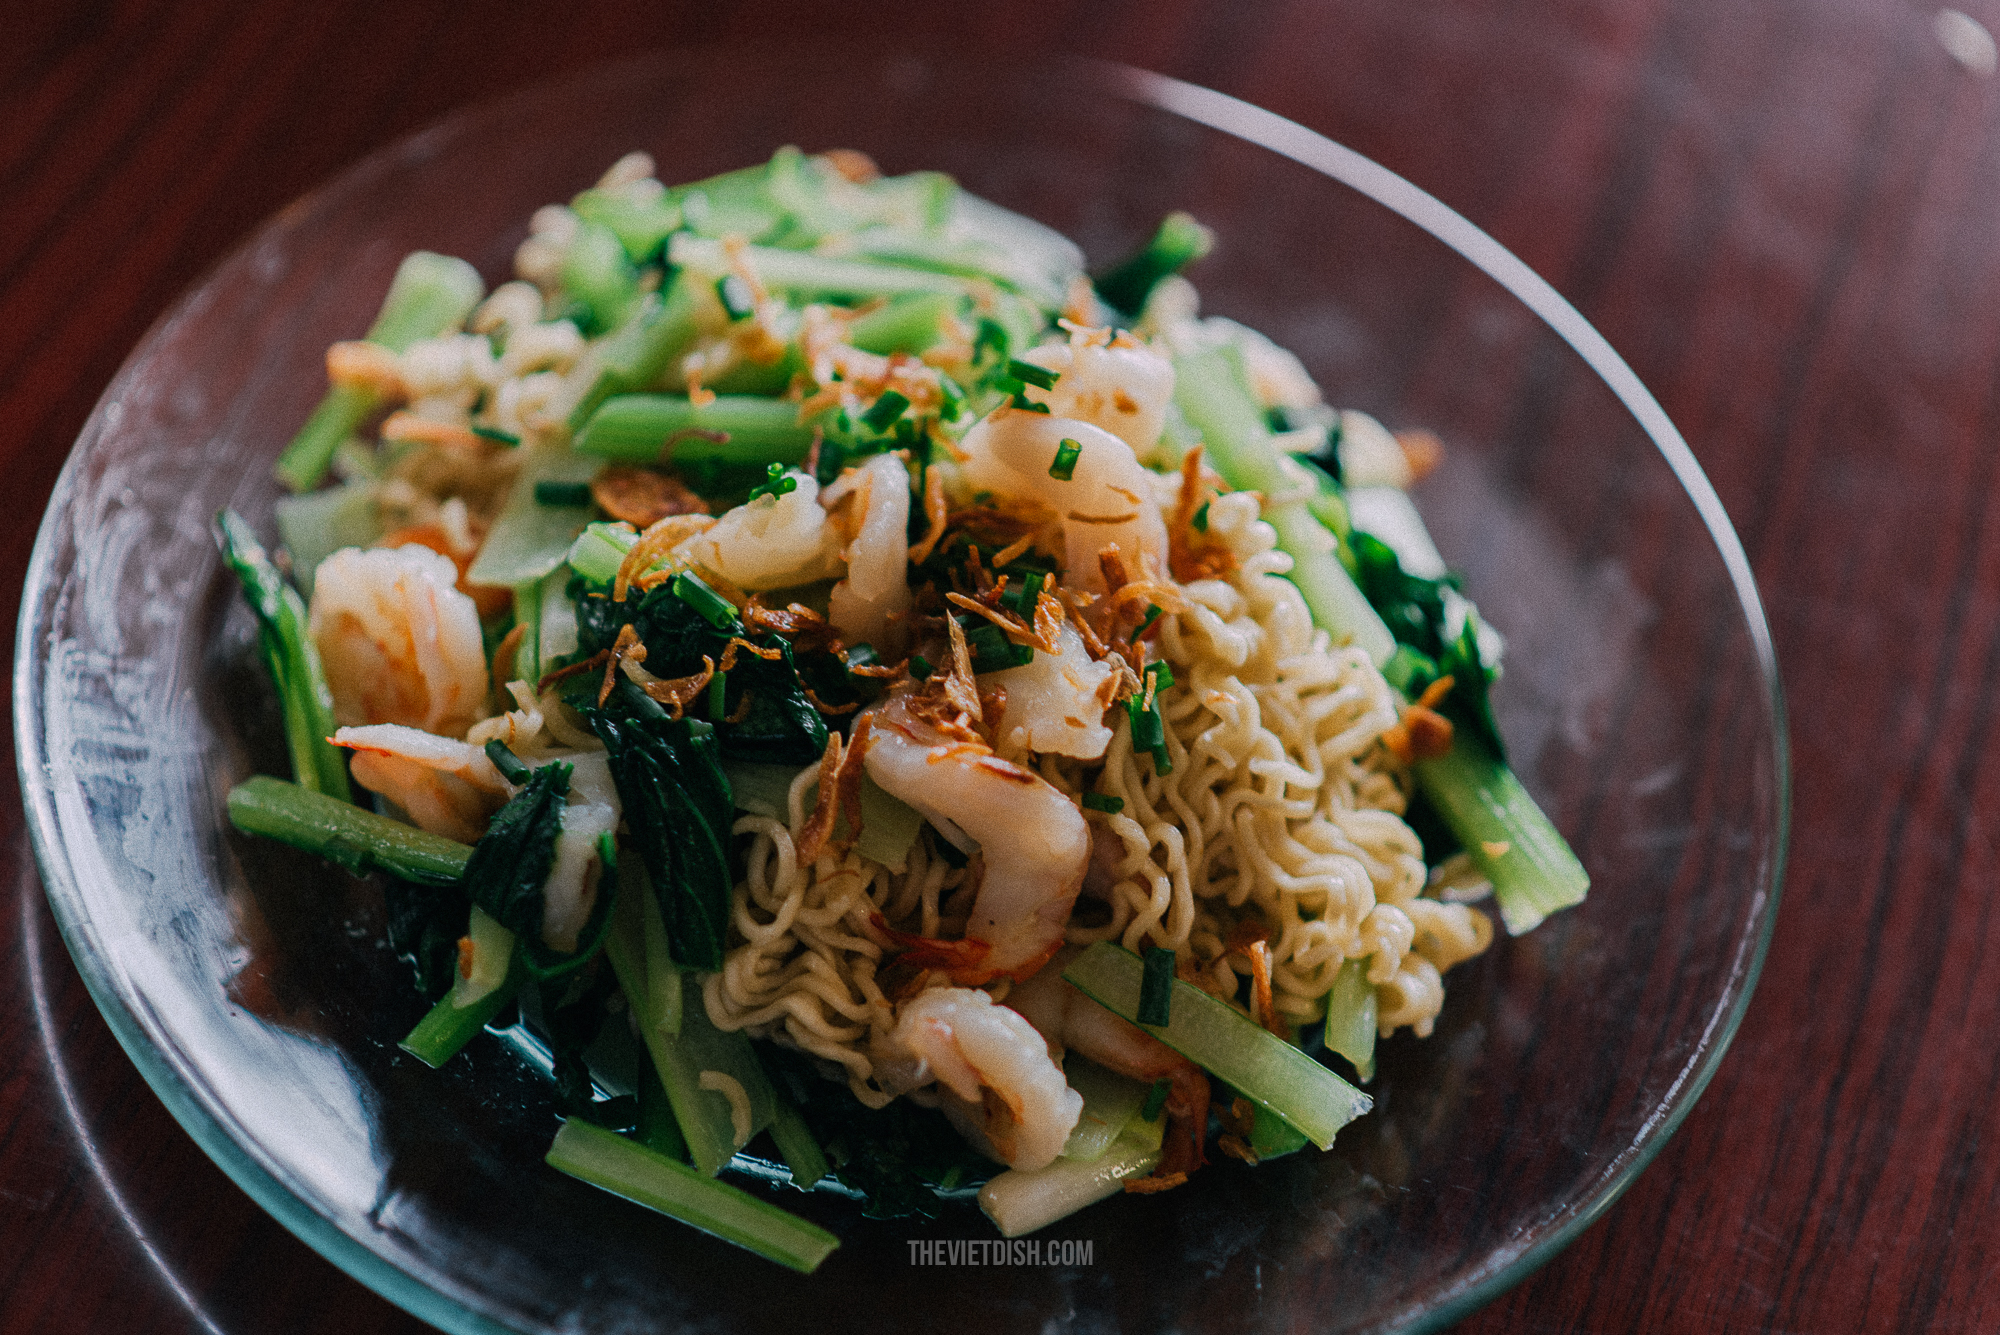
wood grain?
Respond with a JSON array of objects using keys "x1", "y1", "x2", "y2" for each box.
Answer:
[{"x1": 2, "y1": 1, "x2": 1994, "y2": 1331}]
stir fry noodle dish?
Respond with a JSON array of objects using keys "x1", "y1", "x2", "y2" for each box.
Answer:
[{"x1": 219, "y1": 147, "x2": 1589, "y2": 1269}]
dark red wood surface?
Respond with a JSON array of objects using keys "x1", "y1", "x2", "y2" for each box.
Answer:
[{"x1": 3, "y1": 2, "x2": 1995, "y2": 1331}]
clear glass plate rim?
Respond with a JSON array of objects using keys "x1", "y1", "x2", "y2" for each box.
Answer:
[{"x1": 10, "y1": 45, "x2": 1792, "y2": 1335}]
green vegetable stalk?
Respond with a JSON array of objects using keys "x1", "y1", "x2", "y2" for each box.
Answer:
[
  {"x1": 226, "y1": 776, "x2": 469, "y2": 884},
  {"x1": 546, "y1": 1118, "x2": 839, "y2": 1273},
  {"x1": 275, "y1": 251, "x2": 484, "y2": 491},
  {"x1": 1094, "y1": 211, "x2": 1214, "y2": 316},
  {"x1": 216, "y1": 511, "x2": 352, "y2": 802},
  {"x1": 1172, "y1": 347, "x2": 1396, "y2": 664},
  {"x1": 1176, "y1": 347, "x2": 1588, "y2": 931},
  {"x1": 1062, "y1": 942, "x2": 1370, "y2": 1149},
  {"x1": 574, "y1": 393, "x2": 819, "y2": 466}
]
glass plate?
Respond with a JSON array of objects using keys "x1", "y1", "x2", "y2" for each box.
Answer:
[{"x1": 13, "y1": 43, "x2": 1787, "y2": 1335}]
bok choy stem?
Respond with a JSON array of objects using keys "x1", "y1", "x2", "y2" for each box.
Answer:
[
  {"x1": 1172, "y1": 348, "x2": 1396, "y2": 664},
  {"x1": 275, "y1": 252, "x2": 484, "y2": 491},
  {"x1": 574, "y1": 394, "x2": 819, "y2": 465},
  {"x1": 226, "y1": 776, "x2": 469, "y2": 885},
  {"x1": 546, "y1": 1119, "x2": 839, "y2": 1273},
  {"x1": 216, "y1": 511, "x2": 353, "y2": 803},
  {"x1": 1175, "y1": 348, "x2": 1588, "y2": 931},
  {"x1": 1414, "y1": 733, "x2": 1590, "y2": 935},
  {"x1": 400, "y1": 958, "x2": 520, "y2": 1068}
]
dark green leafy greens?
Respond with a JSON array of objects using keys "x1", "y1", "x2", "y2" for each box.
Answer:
[
  {"x1": 763, "y1": 1047, "x2": 993, "y2": 1218},
  {"x1": 459, "y1": 759, "x2": 617, "y2": 979},
  {"x1": 461, "y1": 761, "x2": 570, "y2": 942},
  {"x1": 584, "y1": 694, "x2": 736, "y2": 973},
  {"x1": 384, "y1": 875, "x2": 473, "y2": 1004},
  {"x1": 534, "y1": 966, "x2": 639, "y2": 1130},
  {"x1": 570, "y1": 577, "x2": 829, "y2": 765},
  {"x1": 1349, "y1": 533, "x2": 1507, "y2": 763}
]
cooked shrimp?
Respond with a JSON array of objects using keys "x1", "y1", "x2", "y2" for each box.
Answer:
[
  {"x1": 1018, "y1": 337, "x2": 1175, "y2": 459},
  {"x1": 958, "y1": 409, "x2": 1167, "y2": 593},
  {"x1": 676, "y1": 469, "x2": 842, "y2": 590},
  {"x1": 822, "y1": 452, "x2": 914, "y2": 653},
  {"x1": 986, "y1": 620, "x2": 1115, "y2": 760},
  {"x1": 331, "y1": 723, "x2": 511, "y2": 844},
  {"x1": 309, "y1": 544, "x2": 491, "y2": 738},
  {"x1": 1006, "y1": 946, "x2": 1211, "y2": 1180},
  {"x1": 863, "y1": 692, "x2": 1089, "y2": 981},
  {"x1": 877, "y1": 986, "x2": 1082, "y2": 1171}
]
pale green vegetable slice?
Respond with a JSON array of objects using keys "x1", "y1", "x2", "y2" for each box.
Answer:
[
  {"x1": 466, "y1": 445, "x2": 601, "y2": 587},
  {"x1": 546, "y1": 1119, "x2": 839, "y2": 1273},
  {"x1": 979, "y1": 1129, "x2": 1162, "y2": 1239},
  {"x1": 1062, "y1": 942, "x2": 1371, "y2": 1150},
  {"x1": 1059, "y1": 1055, "x2": 1154, "y2": 1163}
]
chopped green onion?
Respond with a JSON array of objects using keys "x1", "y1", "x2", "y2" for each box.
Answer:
[
  {"x1": 1130, "y1": 604, "x2": 1163, "y2": 643},
  {"x1": 1192, "y1": 500, "x2": 1210, "y2": 533},
  {"x1": 998, "y1": 571, "x2": 1044, "y2": 615},
  {"x1": 961, "y1": 619, "x2": 1034, "y2": 671},
  {"x1": 862, "y1": 389, "x2": 910, "y2": 433},
  {"x1": 936, "y1": 374, "x2": 966, "y2": 421},
  {"x1": 909, "y1": 655, "x2": 935, "y2": 681},
  {"x1": 1138, "y1": 946, "x2": 1176, "y2": 1026},
  {"x1": 472, "y1": 424, "x2": 522, "y2": 446},
  {"x1": 708, "y1": 668, "x2": 728, "y2": 720},
  {"x1": 671, "y1": 571, "x2": 738, "y2": 630},
  {"x1": 1081, "y1": 792, "x2": 1124, "y2": 815},
  {"x1": 546, "y1": 1119, "x2": 839, "y2": 1274},
  {"x1": 1126, "y1": 686, "x2": 1171, "y2": 775},
  {"x1": 1146, "y1": 660, "x2": 1174, "y2": 693},
  {"x1": 747, "y1": 462, "x2": 798, "y2": 502},
  {"x1": 1008, "y1": 358, "x2": 1059, "y2": 391},
  {"x1": 484, "y1": 739, "x2": 532, "y2": 786},
  {"x1": 714, "y1": 273, "x2": 756, "y2": 320},
  {"x1": 1126, "y1": 692, "x2": 1168, "y2": 771},
  {"x1": 1049, "y1": 437, "x2": 1082, "y2": 481},
  {"x1": 1139, "y1": 1078, "x2": 1171, "y2": 1122},
  {"x1": 973, "y1": 317, "x2": 1009, "y2": 363},
  {"x1": 533, "y1": 480, "x2": 594, "y2": 508}
]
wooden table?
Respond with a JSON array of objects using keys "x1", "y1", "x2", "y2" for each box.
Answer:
[{"x1": 2, "y1": 2, "x2": 1992, "y2": 1330}]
